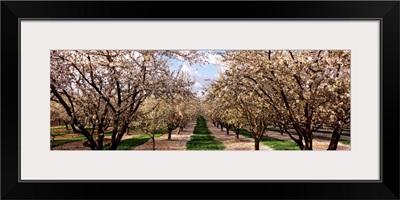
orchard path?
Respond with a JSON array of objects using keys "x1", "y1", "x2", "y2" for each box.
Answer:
[
  {"x1": 205, "y1": 119, "x2": 272, "y2": 151},
  {"x1": 133, "y1": 122, "x2": 196, "y2": 150},
  {"x1": 52, "y1": 131, "x2": 139, "y2": 150},
  {"x1": 265, "y1": 131, "x2": 351, "y2": 150}
]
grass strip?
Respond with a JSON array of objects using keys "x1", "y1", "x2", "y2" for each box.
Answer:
[
  {"x1": 266, "y1": 127, "x2": 350, "y2": 137},
  {"x1": 311, "y1": 135, "x2": 351, "y2": 145},
  {"x1": 51, "y1": 136, "x2": 87, "y2": 147},
  {"x1": 238, "y1": 129, "x2": 300, "y2": 150},
  {"x1": 186, "y1": 116, "x2": 225, "y2": 150},
  {"x1": 265, "y1": 128, "x2": 351, "y2": 146},
  {"x1": 104, "y1": 129, "x2": 164, "y2": 150},
  {"x1": 51, "y1": 132, "x2": 114, "y2": 148}
]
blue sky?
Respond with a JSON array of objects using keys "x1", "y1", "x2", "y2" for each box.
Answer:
[{"x1": 168, "y1": 51, "x2": 227, "y2": 97}]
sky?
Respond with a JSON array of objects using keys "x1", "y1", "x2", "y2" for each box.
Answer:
[{"x1": 168, "y1": 51, "x2": 227, "y2": 98}]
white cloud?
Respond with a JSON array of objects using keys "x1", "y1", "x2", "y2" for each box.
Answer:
[
  {"x1": 220, "y1": 66, "x2": 228, "y2": 72},
  {"x1": 206, "y1": 53, "x2": 229, "y2": 73},
  {"x1": 195, "y1": 90, "x2": 204, "y2": 98},
  {"x1": 194, "y1": 82, "x2": 203, "y2": 88},
  {"x1": 206, "y1": 53, "x2": 222, "y2": 66},
  {"x1": 181, "y1": 64, "x2": 191, "y2": 72}
]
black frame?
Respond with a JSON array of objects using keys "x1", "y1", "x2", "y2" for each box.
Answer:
[{"x1": 1, "y1": 1, "x2": 399, "y2": 199}]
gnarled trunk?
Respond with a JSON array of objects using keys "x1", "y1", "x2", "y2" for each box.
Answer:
[
  {"x1": 152, "y1": 136, "x2": 156, "y2": 150},
  {"x1": 226, "y1": 125, "x2": 230, "y2": 135},
  {"x1": 97, "y1": 123, "x2": 104, "y2": 150},
  {"x1": 50, "y1": 135, "x2": 55, "y2": 149},
  {"x1": 97, "y1": 133, "x2": 104, "y2": 150},
  {"x1": 235, "y1": 129, "x2": 240, "y2": 139},
  {"x1": 168, "y1": 128, "x2": 173, "y2": 140},
  {"x1": 177, "y1": 126, "x2": 183, "y2": 135},
  {"x1": 327, "y1": 128, "x2": 342, "y2": 150},
  {"x1": 71, "y1": 124, "x2": 97, "y2": 150},
  {"x1": 109, "y1": 123, "x2": 129, "y2": 150},
  {"x1": 254, "y1": 138, "x2": 260, "y2": 150},
  {"x1": 303, "y1": 130, "x2": 313, "y2": 150}
]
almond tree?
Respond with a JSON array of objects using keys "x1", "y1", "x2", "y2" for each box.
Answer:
[
  {"x1": 151, "y1": 69, "x2": 197, "y2": 140},
  {"x1": 176, "y1": 98, "x2": 199, "y2": 135},
  {"x1": 50, "y1": 101, "x2": 71, "y2": 129},
  {"x1": 204, "y1": 75, "x2": 272, "y2": 150},
  {"x1": 50, "y1": 50, "x2": 204, "y2": 150},
  {"x1": 137, "y1": 97, "x2": 164, "y2": 150},
  {"x1": 219, "y1": 50, "x2": 351, "y2": 150}
]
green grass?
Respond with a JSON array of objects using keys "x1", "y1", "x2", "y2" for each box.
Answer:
[
  {"x1": 50, "y1": 125, "x2": 66, "y2": 130},
  {"x1": 266, "y1": 127, "x2": 351, "y2": 137},
  {"x1": 264, "y1": 128, "x2": 351, "y2": 147},
  {"x1": 104, "y1": 129, "x2": 164, "y2": 150},
  {"x1": 240, "y1": 129, "x2": 350, "y2": 149},
  {"x1": 339, "y1": 140, "x2": 351, "y2": 145},
  {"x1": 51, "y1": 131, "x2": 115, "y2": 149},
  {"x1": 51, "y1": 136, "x2": 87, "y2": 147},
  {"x1": 129, "y1": 126, "x2": 141, "y2": 130},
  {"x1": 186, "y1": 116, "x2": 225, "y2": 150},
  {"x1": 238, "y1": 129, "x2": 300, "y2": 150},
  {"x1": 50, "y1": 130, "x2": 72, "y2": 136},
  {"x1": 261, "y1": 137, "x2": 300, "y2": 150},
  {"x1": 312, "y1": 135, "x2": 351, "y2": 146}
]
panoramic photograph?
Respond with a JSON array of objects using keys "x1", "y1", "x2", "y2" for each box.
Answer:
[{"x1": 50, "y1": 50, "x2": 350, "y2": 151}]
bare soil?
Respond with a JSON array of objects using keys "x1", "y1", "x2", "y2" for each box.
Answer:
[
  {"x1": 52, "y1": 129, "x2": 142, "y2": 150},
  {"x1": 133, "y1": 122, "x2": 195, "y2": 150},
  {"x1": 266, "y1": 131, "x2": 351, "y2": 150},
  {"x1": 205, "y1": 120, "x2": 272, "y2": 151}
]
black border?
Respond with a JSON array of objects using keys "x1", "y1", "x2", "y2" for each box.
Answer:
[{"x1": 2, "y1": 1, "x2": 399, "y2": 199}]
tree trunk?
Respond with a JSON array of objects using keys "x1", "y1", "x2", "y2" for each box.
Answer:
[
  {"x1": 65, "y1": 123, "x2": 69, "y2": 130},
  {"x1": 279, "y1": 125, "x2": 284, "y2": 135},
  {"x1": 50, "y1": 135, "x2": 55, "y2": 149},
  {"x1": 290, "y1": 125, "x2": 308, "y2": 150},
  {"x1": 97, "y1": 133, "x2": 104, "y2": 150},
  {"x1": 235, "y1": 129, "x2": 240, "y2": 139},
  {"x1": 110, "y1": 119, "x2": 119, "y2": 149},
  {"x1": 216, "y1": 123, "x2": 219, "y2": 128},
  {"x1": 152, "y1": 136, "x2": 156, "y2": 150},
  {"x1": 220, "y1": 124, "x2": 223, "y2": 131},
  {"x1": 303, "y1": 132, "x2": 313, "y2": 150},
  {"x1": 168, "y1": 128, "x2": 173, "y2": 140},
  {"x1": 109, "y1": 133, "x2": 122, "y2": 150},
  {"x1": 109, "y1": 123, "x2": 128, "y2": 150},
  {"x1": 97, "y1": 123, "x2": 104, "y2": 150},
  {"x1": 177, "y1": 127, "x2": 183, "y2": 135},
  {"x1": 71, "y1": 124, "x2": 98, "y2": 150},
  {"x1": 226, "y1": 125, "x2": 230, "y2": 135},
  {"x1": 254, "y1": 138, "x2": 260, "y2": 150},
  {"x1": 327, "y1": 128, "x2": 342, "y2": 150}
]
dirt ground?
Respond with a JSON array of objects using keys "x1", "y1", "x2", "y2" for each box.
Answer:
[
  {"x1": 51, "y1": 121, "x2": 350, "y2": 151},
  {"x1": 205, "y1": 120, "x2": 272, "y2": 151},
  {"x1": 52, "y1": 130, "x2": 141, "y2": 150},
  {"x1": 265, "y1": 131, "x2": 351, "y2": 150},
  {"x1": 133, "y1": 122, "x2": 196, "y2": 150}
]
